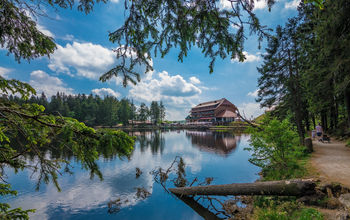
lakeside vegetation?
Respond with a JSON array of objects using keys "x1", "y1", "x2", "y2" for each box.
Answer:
[{"x1": 246, "y1": 116, "x2": 323, "y2": 219}]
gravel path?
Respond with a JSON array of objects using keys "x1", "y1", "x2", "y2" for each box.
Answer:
[{"x1": 311, "y1": 140, "x2": 350, "y2": 188}]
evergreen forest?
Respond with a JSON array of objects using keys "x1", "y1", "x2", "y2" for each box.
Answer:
[{"x1": 6, "y1": 93, "x2": 166, "y2": 126}]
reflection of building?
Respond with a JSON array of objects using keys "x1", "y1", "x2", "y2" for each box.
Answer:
[
  {"x1": 186, "y1": 131, "x2": 240, "y2": 156},
  {"x1": 186, "y1": 98, "x2": 238, "y2": 124}
]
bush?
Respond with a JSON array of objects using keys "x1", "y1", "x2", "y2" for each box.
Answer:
[
  {"x1": 246, "y1": 117, "x2": 307, "y2": 180},
  {"x1": 253, "y1": 197, "x2": 323, "y2": 220}
]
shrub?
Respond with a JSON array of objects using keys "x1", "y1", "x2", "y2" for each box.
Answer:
[{"x1": 246, "y1": 117, "x2": 307, "y2": 180}]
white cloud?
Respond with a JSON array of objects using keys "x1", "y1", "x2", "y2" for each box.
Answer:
[
  {"x1": 219, "y1": 0, "x2": 232, "y2": 9},
  {"x1": 247, "y1": 89, "x2": 259, "y2": 98},
  {"x1": 37, "y1": 24, "x2": 55, "y2": 38},
  {"x1": 110, "y1": 0, "x2": 120, "y2": 3},
  {"x1": 189, "y1": 76, "x2": 201, "y2": 84},
  {"x1": 285, "y1": 0, "x2": 300, "y2": 9},
  {"x1": 0, "y1": 66, "x2": 11, "y2": 78},
  {"x1": 220, "y1": 0, "x2": 267, "y2": 10},
  {"x1": 48, "y1": 42, "x2": 115, "y2": 80},
  {"x1": 129, "y1": 71, "x2": 202, "y2": 120},
  {"x1": 232, "y1": 51, "x2": 261, "y2": 63},
  {"x1": 61, "y1": 34, "x2": 75, "y2": 41},
  {"x1": 254, "y1": 0, "x2": 268, "y2": 10},
  {"x1": 29, "y1": 70, "x2": 74, "y2": 97},
  {"x1": 237, "y1": 102, "x2": 265, "y2": 120},
  {"x1": 92, "y1": 88, "x2": 120, "y2": 98}
]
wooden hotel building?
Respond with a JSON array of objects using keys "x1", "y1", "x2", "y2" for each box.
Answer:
[{"x1": 186, "y1": 98, "x2": 238, "y2": 124}]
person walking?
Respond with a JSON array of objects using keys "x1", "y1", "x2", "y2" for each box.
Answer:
[{"x1": 316, "y1": 123, "x2": 323, "y2": 140}]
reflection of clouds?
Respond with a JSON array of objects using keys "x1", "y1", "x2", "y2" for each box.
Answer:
[
  {"x1": 8, "y1": 174, "x2": 113, "y2": 219},
  {"x1": 4, "y1": 131, "x2": 249, "y2": 219}
]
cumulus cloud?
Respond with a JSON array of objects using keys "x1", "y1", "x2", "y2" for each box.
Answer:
[
  {"x1": 92, "y1": 88, "x2": 120, "y2": 98},
  {"x1": 48, "y1": 42, "x2": 115, "y2": 79},
  {"x1": 232, "y1": 51, "x2": 261, "y2": 63},
  {"x1": 285, "y1": 0, "x2": 300, "y2": 9},
  {"x1": 29, "y1": 70, "x2": 74, "y2": 97},
  {"x1": 237, "y1": 102, "x2": 265, "y2": 120},
  {"x1": 130, "y1": 71, "x2": 201, "y2": 101},
  {"x1": 129, "y1": 71, "x2": 202, "y2": 120},
  {"x1": 247, "y1": 89, "x2": 259, "y2": 98},
  {"x1": 110, "y1": 0, "x2": 120, "y2": 3},
  {"x1": 189, "y1": 76, "x2": 201, "y2": 84},
  {"x1": 0, "y1": 66, "x2": 11, "y2": 78},
  {"x1": 37, "y1": 24, "x2": 55, "y2": 38}
]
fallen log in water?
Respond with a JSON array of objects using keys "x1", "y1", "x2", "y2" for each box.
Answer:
[
  {"x1": 174, "y1": 194, "x2": 222, "y2": 220},
  {"x1": 169, "y1": 179, "x2": 316, "y2": 197}
]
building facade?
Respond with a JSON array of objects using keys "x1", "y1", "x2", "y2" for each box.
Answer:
[{"x1": 186, "y1": 98, "x2": 238, "y2": 124}]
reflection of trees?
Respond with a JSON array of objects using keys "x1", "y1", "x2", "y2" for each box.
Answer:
[
  {"x1": 8, "y1": 131, "x2": 134, "y2": 170},
  {"x1": 130, "y1": 130, "x2": 165, "y2": 155},
  {"x1": 186, "y1": 131, "x2": 240, "y2": 156}
]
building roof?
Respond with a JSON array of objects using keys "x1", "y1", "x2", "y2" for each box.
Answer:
[{"x1": 192, "y1": 98, "x2": 226, "y2": 109}]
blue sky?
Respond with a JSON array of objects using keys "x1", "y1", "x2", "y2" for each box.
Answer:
[{"x1": 0, "y1": 0, "x2": 300, "y2": 120}]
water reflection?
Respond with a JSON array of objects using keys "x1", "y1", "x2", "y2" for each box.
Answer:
[
  {"x1": 1, "y1": 130, "x2": 259, "y2": 220},
  {"x1": 175, "y1": 194, "x2": 222, "y2": 220},
  {"x1": 186, "y1": 131, "x2": 241, "y2": 156},
  {"x1": 129, "y1": 130, "x2": 165, "y2": 154}
]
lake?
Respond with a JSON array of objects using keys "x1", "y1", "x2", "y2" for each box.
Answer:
[{"x1": 2, "y1": 130, "x2": 260, "y2": 219}]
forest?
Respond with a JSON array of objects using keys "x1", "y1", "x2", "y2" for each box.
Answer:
[
  {"x1": 256, "y1": 1, "x2": 350, "y2": 142},
  {"x1": 6, "y1": 93, "x2": 166, "y2": 126}
]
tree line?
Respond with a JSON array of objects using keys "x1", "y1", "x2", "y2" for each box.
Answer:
[
  {"x1": 257, "y1": 1, "x2": 350, "y2": 143},
  {"x1": 7, "y1": 92, "x2": 166, "y2": 126}
]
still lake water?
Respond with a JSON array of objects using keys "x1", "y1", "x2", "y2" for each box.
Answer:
[{"x1": 2, "y1": 130, "x2": 260, "y2": 219}]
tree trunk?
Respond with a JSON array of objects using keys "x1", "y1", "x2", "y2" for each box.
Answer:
[
  {"x1": 169, "y1": 179, "x2": 316, "y2": 197},
  {"x1": 287, "y1": 49, "x2": 305, "y2": 144},
  {"x1": 330, "y1": 105, "x2": 335, "y2": 130},
  {"x1": 304, "y1": 110, "x2": 310, "y2": 132},
  {"x1": 304, "y1": 137, "x2": 313, "y2": 153},
  {"x1": 321, "y1": 110, "x2": 328, "y2": 131},
  {"x1": 345, "y1": 87, "x2": 350, "y2": 128},
  {"x1": 174, "y1": 194, "x2": 222, "y2": 220}
]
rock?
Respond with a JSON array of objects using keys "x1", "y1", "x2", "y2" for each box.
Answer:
[
  {"x1": 327, "y1": 197, "x2": 343, "y2": 209},
  {"x1": 335, "y1": 211, "x2": 350, "y2": 220},
  {"x1": 339, "y1": 193, "x2": 350, "y2": 209}
]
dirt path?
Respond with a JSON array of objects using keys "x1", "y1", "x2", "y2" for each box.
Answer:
[{"x1": 311, "y1": 140, "x2": 350, "y2": 188}]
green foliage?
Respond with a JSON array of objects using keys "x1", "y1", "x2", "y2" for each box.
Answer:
[
  {"x1": 0, "y1": 184, "x2": 35, "y2": 219},
  {"x1": 246, "y1": 117, "x2": 307, "y2": 180},
  {"x1": 101, "y1": 0, "x2": 274, "y2": 85},
  {"x1": 0, "y1": 0, "x2": 106, "y2": 63},
  {"x1": 150, "y1": 101, "x2": 160, "y2": 124},
  {"x1": 253, "y1": 196, "x2": 323, "y2": 220},
  {"x1": 0, "y1": 78, "x2": 135, "y2": 218},
  {"x1": 8, "y1": 92, "x2": 166, "y2": 127},
  {"x1": 257, "y1": 1, "x2": 350, "y2": 135}
]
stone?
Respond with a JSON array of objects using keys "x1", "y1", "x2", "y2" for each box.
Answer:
[{"x1": 339, "y1": 193, "x2": 350, "y2": 209}]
